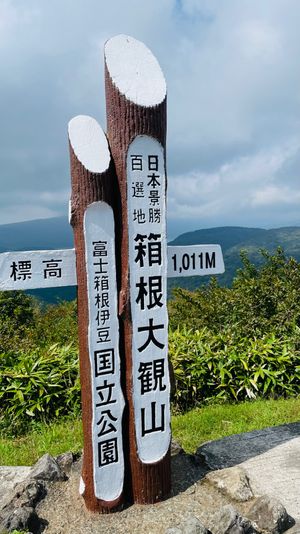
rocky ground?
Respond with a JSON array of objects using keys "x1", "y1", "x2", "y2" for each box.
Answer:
[{"x1": 0, "y1": 423, "x2": 299, "y2": 534}]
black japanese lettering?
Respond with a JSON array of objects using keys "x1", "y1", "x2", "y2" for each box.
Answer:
[
  {"x1": 93, "y1": 257, "x2": 108, "y2": 274},
  {"x1": 134, "y1": 233, "x2": 162, "y2": 267},
  {"x1": 96, "y1": 380, "x2": 116, "y2": 407},
  {"x1": 148, "y1": 155, "x2": 159, "y2": 171},
  {"x1": 132, "y1": 182, "x2": 144, "y2": 198},
  {"x1": 97, "y1": 409, "x2": 117, "y2": 437},
  {"x1": 94, "y1": 349, "x2": 114, "y2": 376},
  {"x1": 93, "y1": 241, "x2": 107, "y2": 257},
  {"x1": 147, "y1": 172, "x2": 160, "y2": 188},
  {"x1": 149, "y1": 208, "x2": 161, "y2": 224},
  {"x1": 149, "y1": 190, "x2": 160, "y2": 206},
  {"x1": 136, "y1": 276, "x2": 163, "y2": 310},
  {"x1": 98, "y1": 438, "x2": 118, "y2": 466},
  {"x1": 141, "y1": 402, "x2": 165, "y2": 436},
  {"x1": 138, "y1": 358, "x2": 166, "y2": 394},
  {"x1": 42, "y1": 259, "x2": 62, "y2": 279},
  {"x1": 101, "y1": 276, "x2": 109, "y2": 291},
  {"x1": 133, "y1": 209, "x2": 146, "y2": 224},
  {"x1": 96, "y1": 327, "x2": 111, "y2": 344},
  {"x1": 10, "y1": 261, "x2": 32, "y2": 281},
  {"x1": 138, "y1": 319, "x2": 165, "y2": 352},
  {"x1": 130, "y1": 154, "x2": 143, "y2": 171}
]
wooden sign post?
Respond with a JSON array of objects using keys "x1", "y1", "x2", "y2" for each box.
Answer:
[
  {"x1": 68, "y1": 115, "x2": 125, "y2": 512},
  {"x1": 105, "y1": 35, "x2": 171, "y2": 504},
  {"x1": 0, "y1": 34, "x2": 225, "y2": 515}
]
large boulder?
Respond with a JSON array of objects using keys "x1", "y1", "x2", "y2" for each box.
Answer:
[{"x1": 205, "y1": 467, "x2": 254, "y2": 502}]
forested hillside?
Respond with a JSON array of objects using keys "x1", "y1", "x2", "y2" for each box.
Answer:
[
  {"x1": 2, "y1": 218, "x2": 300, "y2": 298},
  {"x1": 169, "y1": 225, "x2": 300, "y2": 291}
]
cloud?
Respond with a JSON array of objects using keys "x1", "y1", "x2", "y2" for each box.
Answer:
[
  {"x1": 251, "y1": 185, "x2": 300, "y2": 206},
  {"x1": 168, "y1": 139, "x2": 300, "y2": 226},
  {"x1": 1, "y1": 0, "x2": 300, "y2": 232}
]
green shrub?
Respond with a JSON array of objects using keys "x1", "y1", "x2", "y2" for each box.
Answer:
[
  {"x1": 0, "y1": 343, "x2": 81, "y2": 434},
  {"x1": 169, "y1": 248, "x2": 300, "y2": 338},
  {"x1": 32, "y1": 300, "x2": 78, "y2": 347},
  {"x1": 0, "y1": 291, "x2": 37, "y2": 353},
  {"x1": 169, "y1": 326, "x2": 300, "y2": 411}
]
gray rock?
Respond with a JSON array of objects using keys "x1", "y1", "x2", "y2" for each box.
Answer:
[
  {"x1": 171, "y1": 439, "x2": 184, "y2": 457},
  {"x1": 165, "y1": 514, "x2": 210, "y2": 534},
  {"x1": 284, "y1": 524, "x2": 300, "y2": 534},
  {"x1": 30, "y1": 453, "x2": 65, "y2": 481},
  {"x1": 0, "y1": 479, "x2": 46, "y2": 534},
  {"x1": 195, "y1": 423, "x2": 300, "y2": 470},
  {"x1": 0, "y1": 466, "x2": 31, "y2": 510},
  {"x1": 55, "y1": 451, "x2": 74, "y2": 474},
  {"x1": 1, "y1": 479, "x2": 46, "y2": 516},
  {"x1": 1, "y1": 505, "x2": 38, "y2": 532},
  {"x1": 209, "y1": 505, "x2": 253, "y2": 534},
  {"x1": 14, "y1": 479, "x2": 46, "y2": 508},
  {"x1": 248, "y1": 495, "x2": 292, "y2": 534},
  {"x1": 181, "y1": 515, "x2": 210, "y2": 534},
  {"x1": 205, "y1": 467, "x2": 254, "y2": 502}
]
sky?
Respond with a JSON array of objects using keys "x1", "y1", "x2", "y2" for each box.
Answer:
[{"x1": 1, "y1": 0, "x2": 300, "y2": 238}]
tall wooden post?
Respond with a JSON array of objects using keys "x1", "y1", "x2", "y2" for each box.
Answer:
[
  {"x1": 104, "y1": 35, "x2": 171, "y2": 504},
  {"x1": 68, "y1": 114, "x2": 125, "y2": 512}
]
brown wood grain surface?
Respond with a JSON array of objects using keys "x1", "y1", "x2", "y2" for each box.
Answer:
[
  {"x1": 69, "y1": 129, "x2": 124, "y2": 513},
  {"x1": 104, "y1": 62, "x2": 171, "y2": 505}
]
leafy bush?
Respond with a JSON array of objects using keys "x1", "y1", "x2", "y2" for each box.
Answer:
[
  {"x1": 0, "y1": 291, "x2": 37, "y2": 353},
  {"x1": 0, "y1": 343, "x2": 80, "y2": 434},
  {"x1": 169, "y1": 326, "x2": 300, "y2": 411},
  {"x1": 169, "y1": 248, "x2": 300, "y2": 338},
  {"x1": 32, "y1": 300, "x2": 78, "y2": 347},
  {"x1": 0, "y1": 293, "x2": 78, "y2": 353}
]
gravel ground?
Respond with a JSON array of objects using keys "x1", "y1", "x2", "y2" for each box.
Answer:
[{"x1": 36, "y1": 453, "x2": 254, "y2": 534}]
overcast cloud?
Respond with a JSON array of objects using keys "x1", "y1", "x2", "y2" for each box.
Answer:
[{"x1": 0, "y1": 0, "x2": 299, "y2": 237}]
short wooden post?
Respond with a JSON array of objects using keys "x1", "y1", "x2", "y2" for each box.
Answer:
[
  {"x1": 68, "y1": 115, "x2": 125, "y2": 512},
  {"x1": 104, "y1": 35, "x2": 171, "y2": 504}
]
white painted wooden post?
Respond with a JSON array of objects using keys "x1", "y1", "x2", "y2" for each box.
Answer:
[
  {"x1": 68, "y1": 115, "x2": 125, "y2": 512},
  {"x1": 105, "y1": 34, "x2": 171, "y2": 503}
]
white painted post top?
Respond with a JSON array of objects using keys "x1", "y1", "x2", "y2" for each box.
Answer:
[
  {"x1": 68, "y1": 115, "x2": 111, "y2": 174},
  {"x1": 104, "y1": 34, "x2": 166, "y2": 107}
]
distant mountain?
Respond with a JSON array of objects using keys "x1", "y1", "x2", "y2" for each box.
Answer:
[
  {"x1": 2, "y1": 218, "x2": 300, "y2": 301},
  {"x1": 168, "y1": 226, "x2": 300, "y2": 292},
  {"x1": 0, "y1": 216, "x2": 73, "y2": 253}
]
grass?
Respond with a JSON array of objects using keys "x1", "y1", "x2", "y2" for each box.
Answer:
[
  {"x1": 0, "y1": 397, "x2": 299, "y2": 465},
  {"x1": 172, "y1": 397, "x2": 300, "y2": 453},
  {"x1": 0, "y1": 417, "x2": 83, "y2": 466}
]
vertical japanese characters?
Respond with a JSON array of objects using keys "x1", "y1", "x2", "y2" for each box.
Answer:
[
  {"x1": 84, "y1": 202, "x2": 125, "y2": 501},
  {"x1": 127, "y1": 136, "x2": 170, "y2": 463}
]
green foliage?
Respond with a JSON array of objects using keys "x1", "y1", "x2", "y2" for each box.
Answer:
[
  {"x1": 169, "y1": 326, "x2": 300, "y2": 411},
  {"x1": 169, "y1": 277, "x2": 234, "y2": 334},
  {"x1": 32, "y1": 300, "x2": 78, "y2": 347},
  {"x1": 231, "y1": 248, "x2": 300, "y2": 336},
  {"x1": 0, "y1": 343, "x2": 81, "y2": 434},
  {"x1": 169, "y1": 248, "x2": 300, "y2": 337},
  {"x1": 0, "y1": 294, "x2": 79, "y2": 435},
  {"x1": 0, "y1": 291, "x2": 37, "y2": 353},
  {"x1": 1, "y1": 397, "x2": 300, "y2": 465},
  {"x1": 168, "y1": 249, "x2": 300, "y2": 411},
  {"x1": 0, "y1": 417, "x2": 83, "y2": 466},
  {"x1": 1, "y1": 248, "x2": 299, "y2": 435}
]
